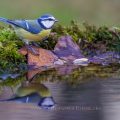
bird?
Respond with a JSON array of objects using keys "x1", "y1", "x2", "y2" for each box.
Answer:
[
  {"x1": 0, "y1": 14, "x2": 58, "y2": 55},
  {"x1": 0, "y1": 83, "x2": 56, "y2": 109}
]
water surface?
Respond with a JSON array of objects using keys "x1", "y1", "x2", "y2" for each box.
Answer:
[{"x1": 0, "y1": 65, "x2": 120, "y2": 120}]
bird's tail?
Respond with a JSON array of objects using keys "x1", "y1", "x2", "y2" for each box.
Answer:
[{"x1": 0, "y1": 17, "x2": 11, "y2": 24}]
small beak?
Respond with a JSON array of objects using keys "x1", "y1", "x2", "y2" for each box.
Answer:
[{"x1": 55, "y1": 19, "x2": 58, "y2": 22}]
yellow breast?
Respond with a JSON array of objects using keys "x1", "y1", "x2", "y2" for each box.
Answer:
[{"x1": 15, "y1": 29, "x2": 51, "y2": 42}]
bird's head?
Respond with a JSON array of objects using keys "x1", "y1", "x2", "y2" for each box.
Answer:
[
  {"x1": 37, "y1": 14, "x2": 58, "y2": 29},
  {"x1": 38, "y1": 97, "x2": 56, "y2": 109}
]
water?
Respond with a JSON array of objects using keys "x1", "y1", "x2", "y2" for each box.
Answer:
[{"x1": 0, "y1": 65, "x2": 120, "y2": 120}]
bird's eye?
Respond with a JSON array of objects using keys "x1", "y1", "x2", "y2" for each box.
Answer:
[{"x1": 48, "y1": 18, "x2": 53, "y2": 21}]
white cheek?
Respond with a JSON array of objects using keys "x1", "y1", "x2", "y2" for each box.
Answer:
[{"x1": 42, "y1": 21, "x2": 54, "y2": 28}]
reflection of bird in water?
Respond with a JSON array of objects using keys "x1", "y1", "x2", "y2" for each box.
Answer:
[
  {"x1": 0, "y1": 14, "x2": 58, "y2": 55},
  {"x1": 1, "y1": 83, "x2": 55, "y2": 109}
]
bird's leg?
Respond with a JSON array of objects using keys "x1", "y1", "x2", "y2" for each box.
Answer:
[
  {"x1": 25, "y1": 44, "x2": 39, "y2": 55},
  {"x1": 24, "y1": 41, "x2": 39, "y2": 55},
  {"x1": 31, "y1": 42, "x2": 40, "y2": 47}
]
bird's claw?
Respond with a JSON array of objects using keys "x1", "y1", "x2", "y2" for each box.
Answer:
[
  {"x1": 25, "y1": 45, "x2": 39, "y2": 56},
  {"x1": 31, "y1": 42, "x2": 40, "y2": 47}
]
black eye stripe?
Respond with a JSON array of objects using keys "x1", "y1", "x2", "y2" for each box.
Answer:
[{"x1": 46, "y1": 18, "x2": 53, "y2": 21}]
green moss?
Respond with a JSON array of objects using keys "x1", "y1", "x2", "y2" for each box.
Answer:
[
  {"x1": 47, "y1": 21, "x2": 120, "y2": 55},
  {"x1": 0, "y1": 27, "x2": 26, "y2": 72}
]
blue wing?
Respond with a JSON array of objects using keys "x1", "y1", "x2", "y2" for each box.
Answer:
[
  {"x1": 0, "y1": 17, "x2": 42, "y2": 34},
  {"x1": 0, "y1": 93, "x2": 41, "y2": 103}
]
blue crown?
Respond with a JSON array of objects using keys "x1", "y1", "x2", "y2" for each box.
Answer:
[{"x1": 39, "y1": 14, "x2": 55, "y2": 20}]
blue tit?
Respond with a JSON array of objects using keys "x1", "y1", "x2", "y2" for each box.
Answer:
[
  {"x1": 0, "y1": 14, "x2": 58, "y2": 55},
  {"x1": 0, "y1": 83, "x2": 56, "y2": 109}
]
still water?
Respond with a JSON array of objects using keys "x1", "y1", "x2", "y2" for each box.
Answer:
[{"x1": 0, "y1": 65, "x2": 120, "y2": 120}]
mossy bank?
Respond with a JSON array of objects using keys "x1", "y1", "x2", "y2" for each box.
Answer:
[{"x1": 0, "y1": 21, "x2": 120, "y2": 72}]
